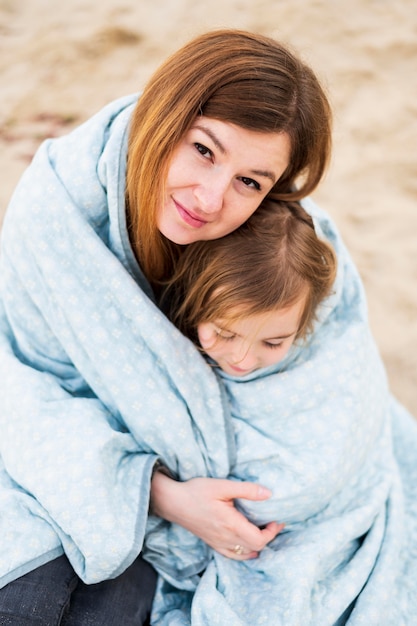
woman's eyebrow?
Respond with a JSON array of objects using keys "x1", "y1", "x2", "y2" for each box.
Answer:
[
  {"x1": 251, "y1": 168, "x2": 276, "y2": 184},
  {"x1": 194, "y1": 125, "x2": 225, "y2": 153},
  {"x1": 193, "y1": 124, "x2": 277, "y2": 183}
]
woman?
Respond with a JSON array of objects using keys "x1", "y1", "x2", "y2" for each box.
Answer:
[{"x1": 0, "y1": 29, "x2": 332, "y2": 624}]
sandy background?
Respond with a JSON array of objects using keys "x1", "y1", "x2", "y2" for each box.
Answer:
[{"x1": 0, "y1": 0, "x2": 416, "y2": 415}]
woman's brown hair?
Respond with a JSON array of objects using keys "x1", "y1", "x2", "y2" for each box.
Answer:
[
  {"x1": 126, "y1": 29, "x2": 332, "y2": 285},
  {"x1": 160, "y1": 199, "x2": 337, "y2": 344}
]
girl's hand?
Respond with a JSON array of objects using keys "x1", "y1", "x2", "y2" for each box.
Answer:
[{"x1": 150, "y1": 473, "x2": 284, "y2": 560}]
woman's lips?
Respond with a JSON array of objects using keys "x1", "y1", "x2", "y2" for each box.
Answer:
[{"x1": 175, "y1": 201, "x2": 208, "y2": 228}]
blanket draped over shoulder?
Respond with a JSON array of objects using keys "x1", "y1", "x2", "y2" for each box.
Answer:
[{"x1": 0, "y1": 95, "x2": 416, "y2": 625}]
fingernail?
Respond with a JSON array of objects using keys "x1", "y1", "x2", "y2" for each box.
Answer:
[{"x1": 257, "y1": 486, "x2": 271, "y2": 498}]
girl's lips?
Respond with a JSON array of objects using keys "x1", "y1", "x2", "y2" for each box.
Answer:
[
  {"x1": 227, "y1": 363, "x2": 252, "y2": 374},
  {"x1": 175, "y1": 201, "x2": 208, "y2": 228}
]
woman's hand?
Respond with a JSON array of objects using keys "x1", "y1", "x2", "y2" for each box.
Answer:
[{"x1": 150, "y1": 473, "x2": 284, "y2": 560}]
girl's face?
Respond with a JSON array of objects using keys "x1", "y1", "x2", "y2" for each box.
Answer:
[
  {"x1": 157, "y1": 116, "x2": 291, "y2": 244},
  {"x1": 197, "y1": 300, "x2": 305, "y2": 377}
]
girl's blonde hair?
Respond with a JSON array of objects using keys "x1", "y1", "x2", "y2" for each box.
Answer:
[
  {"x1": 160, "y1": 200, "x2": 337, "y2": 344},
  {"x1": 126, "y1": 29, "x2": 332, "y2": 284}
]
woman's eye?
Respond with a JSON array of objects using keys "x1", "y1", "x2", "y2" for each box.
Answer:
[
  {"x1": 195, "y1": 142, "x2": 212, "y2": 158},
  {"x1": 239, "y1": 176, "x2": 261, "y2": 191}
]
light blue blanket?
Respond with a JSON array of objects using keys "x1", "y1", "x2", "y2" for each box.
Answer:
[{"x1": 0, "y1": 95, "x2": 416, "y2": 625}]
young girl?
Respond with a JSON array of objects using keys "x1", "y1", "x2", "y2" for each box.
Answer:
[
  {"x1": 143, "y1": 198, "x2": 414, "y2": 624},
  {"x1": 161, "y1": 199, "x2": 337, "y2": 379}
]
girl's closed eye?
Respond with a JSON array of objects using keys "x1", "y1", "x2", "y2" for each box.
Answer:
[
  {"x1": 263, "y1": 341, "x2": 284, "y2": 349},
  {"x1": 218, "y1": 334, "x2": 235, "y2": 341},
  {"x1": 214, "y1": 326, "x2": 235, "y2": 341}
]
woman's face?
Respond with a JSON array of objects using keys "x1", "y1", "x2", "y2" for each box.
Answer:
[{"x1": 157, "y1": 116, "x2": 291, "y2": 244}]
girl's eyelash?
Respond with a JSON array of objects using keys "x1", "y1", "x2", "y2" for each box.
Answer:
[
  {"x1": 214, "y1": 328, "x2": 235, "y2": 341},
  {"x1": 264, "y1": 342, "x2": 283, "y2": 349},
  {"x1": 217, "y1": 333, "x2": 235, "y2": 341}
]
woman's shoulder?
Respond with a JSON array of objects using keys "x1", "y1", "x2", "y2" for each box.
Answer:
[
  {"x1": 3, "y1": 95, "x2": 139, "y2": 238},
  {"x1": 46, "y1": 93, "x2": 139, "y2": 176}
]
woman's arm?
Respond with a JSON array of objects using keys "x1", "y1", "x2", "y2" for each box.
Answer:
[
  {"x1": 0, "y1": 226, "x2": 157, "y2": 584},
  {"x1": 150, "y1": 471, "x2": 284, "y2": 559}
]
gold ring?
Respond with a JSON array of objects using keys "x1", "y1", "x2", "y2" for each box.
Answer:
[{"x1": 233, "y1": 544, "x2": 244, "y2": 555}]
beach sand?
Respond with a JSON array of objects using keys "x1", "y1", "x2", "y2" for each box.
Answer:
[{"x1": 1, "y1": 0, "x2": 416, "y2": 415}]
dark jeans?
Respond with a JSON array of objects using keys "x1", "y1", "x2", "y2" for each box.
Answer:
[{"x1": 0, "y1": 554, "x2": 157, "y2": 625}]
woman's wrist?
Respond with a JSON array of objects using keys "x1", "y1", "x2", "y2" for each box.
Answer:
[
  {"x1": 150, "y1": 467, "x2": 178, "y2": 519},
  {"x1": 152, "y1": 459, "x2": 174, "y2": 478}
]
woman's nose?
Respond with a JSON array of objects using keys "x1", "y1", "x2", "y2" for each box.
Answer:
[{"x1": 194, "y1": 177, "x2": 228, "y2": 214}]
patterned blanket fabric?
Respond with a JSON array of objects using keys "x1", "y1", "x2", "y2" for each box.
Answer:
[{"x1": 0, "y1": 96, "x2": 416, "y2": 625}]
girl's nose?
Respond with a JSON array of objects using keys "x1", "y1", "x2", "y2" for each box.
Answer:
[{"x1": 231, "y1": 345, "x2": 258, "y2": 369}]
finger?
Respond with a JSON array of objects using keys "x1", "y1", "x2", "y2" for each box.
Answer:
[
  {"x1": 231, "y1": 520, "x2": 285, "y2": 554},
  {"x1": 230, "y1": 543, "x2": 245, "y2": 557},
  {"x1": 228, "y1": 549, "x2": 258, "y2": 561},
  {"x1": 259, "y1": 521, "x2": 285, "y2": 543},
  {"x1": 215, "y1": 479, "x2": 272, "y2": 502},
  {"x1": 212, "y1": 523, "x2": 285, "y2": 559},
  {"x1": 216, "y1": 546, "x2": 259, "y2": 560}
]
